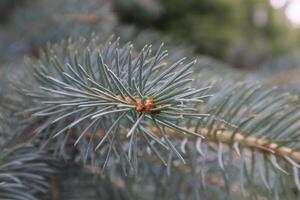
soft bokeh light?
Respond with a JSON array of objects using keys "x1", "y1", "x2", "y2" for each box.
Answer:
[
  {"x1": 270, "y1": 0, "x2": 300, "y2": 27},
  {"x1": 285, "y1": 0, "x2": 300, "y2": 27},
  {"x1": 270, "y1": 0, "x2": 287, "y2": 8}
]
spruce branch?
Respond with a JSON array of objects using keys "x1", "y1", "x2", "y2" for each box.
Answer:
[
  {"x1": 0, "y1": 144, "x2": 51, "y2": 200},
  {"x1": 12, "y1": 36, "x2": 300, "y2": 198},
  {"x1": 19, "y1": 36, "x2": 210, "y2": 170}
]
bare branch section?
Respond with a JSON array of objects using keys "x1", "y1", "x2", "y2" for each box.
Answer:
[{"x1": 146, "y1": 126, "x2": 300, "y2": 164}]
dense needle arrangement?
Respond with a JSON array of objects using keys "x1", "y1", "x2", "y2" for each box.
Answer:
[
  {"x1": 21, "y1": 37, "x2": 211, "y2": 167},
  {"x1": 2, "y1": 35, "x2": 300, "y2": 199}
]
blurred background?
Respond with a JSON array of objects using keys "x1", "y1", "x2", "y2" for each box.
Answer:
[
  {"x1": 115, "y1": 0, "x2": 300, "y2": 69},
  {"x1": 1, "y1": 0, "x2": 300, "y2": 68}
]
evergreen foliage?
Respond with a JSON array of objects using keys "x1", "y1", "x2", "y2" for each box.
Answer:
[
  {"x1": 2, "y1": 35, "x2": 299, "y2": 199},
  {"x1": 0, "y1": 144, "x2": 51, "y2": 200},
  {"x1": 0, "y1": 0, "x2": 300, "y2": 199}
]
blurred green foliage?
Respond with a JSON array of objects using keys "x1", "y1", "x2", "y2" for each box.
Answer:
[{"x1": 114, "y1": 0, "x2": 300, "y2": 68}]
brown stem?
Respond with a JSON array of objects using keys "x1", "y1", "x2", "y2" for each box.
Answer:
[{"x1": 146, "y1": 126, "x2": 300, "y2": 164}]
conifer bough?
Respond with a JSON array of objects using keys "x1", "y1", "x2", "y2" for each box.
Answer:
[
  {"x1": 23, "y1": 36, "x2": 211, "y2": 165},
  {"x1": 0, "y1": 144, "x2": 50, "y2": 200},
  {"x1": 14, "y1": 36, "x2": 300, "y2": 198}
]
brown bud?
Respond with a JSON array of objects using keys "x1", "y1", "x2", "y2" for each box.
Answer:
[{"x1": 135, "y1": 103, "x2": 144, "y2": 112}]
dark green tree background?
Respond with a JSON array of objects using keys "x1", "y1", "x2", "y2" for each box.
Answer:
[{"x1": 114, "y1": 0, "x2": 300, "y2": 68}]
